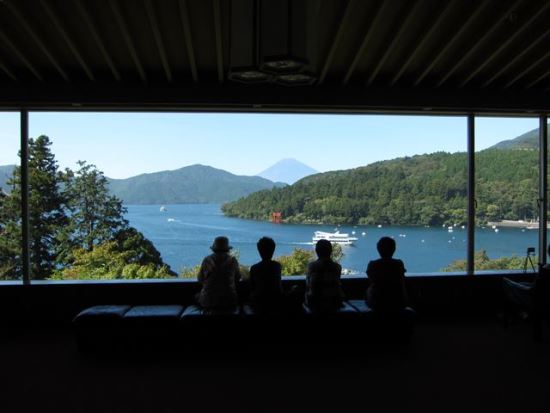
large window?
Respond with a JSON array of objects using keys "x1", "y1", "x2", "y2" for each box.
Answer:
[
  {"x1": 475, "y1": 117, "x2": 539, "y2": 272},
  {"x1": 24, "y1": 112, "x2": 472, "y2": 280},
  {"x1": 0, "y1": 112, "x2": 21, "y2": 281},
  {"x1": 0, "y1": 111, "x2": 546, "y2": 282}
]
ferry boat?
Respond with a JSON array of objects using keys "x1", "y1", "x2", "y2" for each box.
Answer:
[{"x1": 312, "y1": 231, "x2": 358, "y2": 245}]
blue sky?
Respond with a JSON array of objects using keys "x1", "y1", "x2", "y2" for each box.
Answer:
[{"x1": 0, "y1": 111, "x2": 540, "y2": 179}]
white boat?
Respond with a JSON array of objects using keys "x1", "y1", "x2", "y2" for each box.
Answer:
[
  {"x1": 160, "y1": 205, "x2": 167, "y2": 212},
  {"x1": 312, "y1": 231, "x2": 358, "y2": 245}
]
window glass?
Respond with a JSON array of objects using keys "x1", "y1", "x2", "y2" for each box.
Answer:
[
  {"x1": 0, "y1": 112, "x2": 22, "y2": 281},
  {"x1": 474, "y1": 117, "x2": 539, "y2": 273},
  {"x1": 26, "y1": 113, "x2": 474, "y2": 280}
]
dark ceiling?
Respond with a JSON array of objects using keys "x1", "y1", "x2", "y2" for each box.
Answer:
[{"x1": 0, "y1": 0, "x2": 549, "y2": 113}]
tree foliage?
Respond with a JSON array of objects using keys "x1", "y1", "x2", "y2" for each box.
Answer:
[
  {"x1": 0, "y1": 136, "x2": 68, "y2": 279},
  {"x1": 63, "y1": 161, "x2": 128, "y2": 252},
  {"x1": 442, "y1": 250, "x2": 532, "y2": 272},
  {"x1": 51, "y1": 238, "x2": 173, "y2": 280}
]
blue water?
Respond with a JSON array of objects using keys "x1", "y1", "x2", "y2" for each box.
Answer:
[{"x1": 125, "y1": 204, "x2": 539, "y2": 274}]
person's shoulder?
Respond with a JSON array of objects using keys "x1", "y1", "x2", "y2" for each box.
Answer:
[
  {"x1": 368, "y1": 258, "x2": 383, "y2": 267},
  {"x1": 271, "y1": 260, "x2": 282, "y2": 270},
  {"x1": 393, "y1": 258, "x2": 405, "y2": 268},
  {"x1": 202, "y1": 254, "x2": 214, "y2": 264},
  {"x1": 307, "y1": 259, "x2": 319, "y2": 271},
  {"x1": 391, "y1": 258, "x2": 406, "y2": 274}
]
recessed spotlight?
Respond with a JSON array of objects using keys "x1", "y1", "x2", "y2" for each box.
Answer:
[
  {"x1": 228, "y1": 70, "x2": 272, "y2": 84},
  {"x1": 260, "y1": 57, "x2": 306, "y2": 74},
  {"x1": 274, "y1": 73, "x2": 316, "y2": 87}
]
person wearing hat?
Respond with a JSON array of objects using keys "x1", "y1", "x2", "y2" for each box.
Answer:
[{"x1": 197, "y1": 236, "x2": 242, "y2": 311}]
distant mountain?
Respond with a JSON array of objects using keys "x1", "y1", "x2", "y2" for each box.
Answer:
[
  {"x1": 489, "y1": 124, "x2": 548, "y2": 150},
  {"x1": 0, "y1": 164, "x2": 15, "y2": 193},
  {"x1": 257, "y1": 158, "x2": 318, "y2": 184},
  {"x1": 107, "y1": 164, "x2": 285, "y2": 205}
]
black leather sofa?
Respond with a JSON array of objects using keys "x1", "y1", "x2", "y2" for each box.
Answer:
[{"x1": 73, "y1": 301, "x2": 415, "y2": 355}]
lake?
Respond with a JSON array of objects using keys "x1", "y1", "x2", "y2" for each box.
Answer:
[{"x1": 125, "y1": 204, "x2": 538, "y2": 275}]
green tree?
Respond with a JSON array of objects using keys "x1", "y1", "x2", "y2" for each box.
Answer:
[
  {"x1": 61, "y1": 161, "x2": 128, "y2": 256},
  {"x1": 0, "y1": 188, "x2": 20, "y2": 279},
  {"x1": 51, "y1": 240, "x2": 174, "y2": 280},
  {"x1": 0, "y1": 136, "x2": 67, "y2": 279},
  {"x1": 113, "y1": 227, "x2": 163, "y2": 267},
  {"x1": 442, "y1": 249, "x2": 528, "y2": 272},
  {"x1": 331, "y1": 243, "x2": 344, "y2": 262},
  {"x1": 277, "y1": 248, "x2": 314, "y2": 275}
]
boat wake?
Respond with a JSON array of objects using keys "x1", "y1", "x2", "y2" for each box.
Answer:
[{"x1": 169, "y1": 220, "x2": 245, "y2": 233}]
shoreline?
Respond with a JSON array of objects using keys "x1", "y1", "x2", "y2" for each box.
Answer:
[{"x1": 487, "y1": 220, "x2": 548, "y2": 229}]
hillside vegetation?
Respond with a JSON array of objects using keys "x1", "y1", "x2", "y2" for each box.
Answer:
[
  {"x1": 222, "y1": 149, "x2": 539, "y2": 226},
  {"x1": 108, "y1": 164, "x2": 284, "y2": 204}
]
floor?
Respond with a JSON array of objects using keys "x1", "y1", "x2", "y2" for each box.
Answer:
[{"x1": 1, "y1": 317, "x2": 549, "y2": 413}]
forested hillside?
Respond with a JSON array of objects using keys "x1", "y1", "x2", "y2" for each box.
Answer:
[
  {"x1": 489, "y1": 125, "x2": 540, "y2": 150},
  {"x1": 108, "y1": 164, "x2": 284, "y2": 204},
  {"x1": 222, "y1": 149, "x2": 538, "y2": 226}
]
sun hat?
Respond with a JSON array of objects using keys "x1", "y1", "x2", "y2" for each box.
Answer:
[{"x1": 210, "y1": 236, "x2": 233, "y2": 252}]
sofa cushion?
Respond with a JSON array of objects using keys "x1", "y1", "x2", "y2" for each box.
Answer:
[
  {"x1": 181, "y1": 304, "x2": 240, "y2": 317},
  {"x1": 302, "y1": 300, "x2": 359, "y2": 315},
  {"x1": 73, "y1": 305, "x2": 132, "y2": 326},
  {"x1": 123, "y1": 305, "x2": 185, "y2": 320},
  {"x1": 347, "y1": 300, "x2": 373, "y2": 313}
]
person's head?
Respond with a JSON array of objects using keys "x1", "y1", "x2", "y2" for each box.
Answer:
[
  {"x1": 257, "y1": 237, "x2": 276, "y2": 260},
  {"x1": 377, "y1": 236, "x2": 396, "y2": 258},
  {"x1": 210, "y1": 236, "x2": 232, "y2": 254},
  {"x1": 315, "y1": 239, "x2": 333, "y2": 259}
]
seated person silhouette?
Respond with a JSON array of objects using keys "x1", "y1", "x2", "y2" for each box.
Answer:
[
  {"x1": 249, "y1": 237, "x2": 283, "y2": 313},
  {"x1": 366, "y1": 237, "x2": 408, "y2": 312},
  {"x1": 503, "y1": 245, "x2": 550, "y2": 337},
  {"x1": 305, "y1": 239, "x2": 345, "y2": 313},
  {"x1": 197, "y1": 236, "x2": 241, "y2": 312}
]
